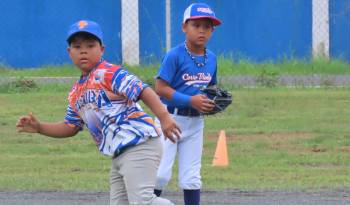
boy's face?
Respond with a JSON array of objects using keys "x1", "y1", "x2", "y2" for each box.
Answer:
[
  {"x1": 182, "y1": 19, "x2": 214, "y2": 47},
  {"x1": 67, "y1": 34, "x2": 105, "y2": 75}
]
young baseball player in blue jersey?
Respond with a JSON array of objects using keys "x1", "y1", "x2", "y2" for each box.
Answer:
[
  {"x1": 153, "y1": 3, "x2": 221, "y2": 205},
  {"x1": 16, "y1": 20, "x2": 180, "y2": 205}
]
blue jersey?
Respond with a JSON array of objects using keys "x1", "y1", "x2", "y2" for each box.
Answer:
[{"x1": 157, "y1": 43, "x2": 217, "y2": 108}]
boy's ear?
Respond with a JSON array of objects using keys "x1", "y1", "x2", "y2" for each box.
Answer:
[
  {"x1": 182, "y1": 23, "x2": 187, "y2": 33},
  {"x1": 100, "y1": 45, "x2": 105, "y2": 53},
  {"x1": 67, "y1": 47, "x2": 73, "y2": 59}
]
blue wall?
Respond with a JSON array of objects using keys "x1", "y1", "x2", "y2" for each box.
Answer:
[
  {"x1": 0, "y1": 0, "x2": 121, "y2": 68},
  {"x1": 171, "y1": 0, "x2": 312, "y2": 61},
  {"x1": 0, "y1": 0, "x2": 349, "y2": 68},
  {"x1": 330, "y1": 0, "x2": 350, "y2": 61},
  {"x1": 139, "y1": 0, "x2": 166, "y2": 64}
]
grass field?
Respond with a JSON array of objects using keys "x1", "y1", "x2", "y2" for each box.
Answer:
[
  {"x1": 0, "y1": 84, "x2": 349, "y2": 192},
  {"x1": 1, "y1": 58, "x2": 350, "y2": 83}
]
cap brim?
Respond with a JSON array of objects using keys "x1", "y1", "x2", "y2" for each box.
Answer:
[
  {"x1": 67, "y1": 31, "x2": 102, "y2": 44},
  {"x1": 187, "y1": 16, "x2": 221, "y2": 26}
]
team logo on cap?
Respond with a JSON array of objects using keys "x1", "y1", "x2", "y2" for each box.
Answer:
[
  {"x1": 78, "y1": 20, "x2": 88, "y2": 29},
  {"x1": 197, "y1": 7, "x2": 213, "y2": 14}
]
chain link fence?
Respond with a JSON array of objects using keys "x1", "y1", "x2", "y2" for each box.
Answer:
[
  {"x1": 312, "y1": 0, "x2": 329, "y2": 58},
  {"x1": 121, "y1": 0, "x2": 139, "y2": 65}
]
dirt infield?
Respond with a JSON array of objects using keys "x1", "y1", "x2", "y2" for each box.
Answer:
[{"x1": 0, "y1": 189, "x2": 349, "y2": 205}]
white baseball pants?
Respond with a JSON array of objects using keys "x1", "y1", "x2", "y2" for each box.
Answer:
[{"x1": 155, "y1": 115, "x2": 204, "y2": 190}]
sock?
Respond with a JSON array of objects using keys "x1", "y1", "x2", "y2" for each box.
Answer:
[
  {"x1": 184, "y1": 189, "x2": 200, "y2": 205},
  {"x1": 154, "y1": 189, "x2": 162, "y2": 197}
]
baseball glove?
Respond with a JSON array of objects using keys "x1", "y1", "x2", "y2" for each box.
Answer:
[{"x1": 201, "y1": 87, "x2": 232, "y2": 115}]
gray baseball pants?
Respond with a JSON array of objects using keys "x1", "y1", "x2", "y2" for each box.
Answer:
[{"x1": 110, "y1": 137, "x2": 174, "y2": 205}]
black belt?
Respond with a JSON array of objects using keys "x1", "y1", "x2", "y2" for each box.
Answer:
[
  {"x1": 167, "y1": 106, "x2": 201, "y2": 117},
  {"x1": 112, "y1": 145, "x2": 132, "y2": 159}
]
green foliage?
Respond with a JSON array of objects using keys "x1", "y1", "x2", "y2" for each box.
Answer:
[
  {"x1": 0, "y1": 78, "x2": 39, "y2": 93},
  {"x1": 216, "y1": 57, "x2": 350, "y2": 76},
  {"x1": 0, "y1": 78, "x2": 72, "y2": 94},
  {"x1": 1, "y1": 58, "x2": 350, "y2": 78},
  {"x1": 256, "y1": 69, "x2": 279, "y2": 87},
  {"x1": 0, "y1": 64, "x2": 80, "y2": 77}
]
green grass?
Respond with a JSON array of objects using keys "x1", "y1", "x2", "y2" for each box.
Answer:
[
  {"x1": 0, "y1": 64, "x2": 81, "y2": 77},
  {"x1": 217, "y1": 57, "x2": 350, "y2": 76},
  {"x1": 1, "y1": 58, "x2": 350, "y2": 90},
  {"x1": 1, "y1": 86, "x2": 349, "y2": 191},
  {"x1": 1, "y1": 57, "x2": 350, "y2": 78}
]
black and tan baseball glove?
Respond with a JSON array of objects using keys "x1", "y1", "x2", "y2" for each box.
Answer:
[{"x1": 201, "y1": 87, "x2": 232, "y2": 115}]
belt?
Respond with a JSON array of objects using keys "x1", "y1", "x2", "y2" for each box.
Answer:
[
  {"x1": 167, "y1": 106, "x2": 201, "y2": 117},
  {"x1": 112, "y1": 145, "x2": 132, "y2": 159}
]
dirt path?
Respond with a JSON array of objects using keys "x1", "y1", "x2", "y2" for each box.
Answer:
[{"x1": 0, "y1": 189, "x2": 349, "y2": 205}]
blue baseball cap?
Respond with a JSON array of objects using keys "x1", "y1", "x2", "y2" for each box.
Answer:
[
  {"x1": 183, "y1": 3, "x2": 221, "y2": 26},
  {"x1": 67, "y1": 20, "x2": 103, "y2": 44}
]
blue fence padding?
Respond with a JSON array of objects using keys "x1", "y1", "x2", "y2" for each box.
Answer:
[
  {"x1": 330, "y1": 0, "x2": 350, "y2": 61},
  {"x1": 0, "y1": 0, "x2": 349, "y2": 68},
  {"x1": 0, "y1": 0, "x2": 121, "y2": 68},
  {"x1": 139, "y1": 0, "x2": 166, "y2": 65},
  {"x1": 171, "y1": 0, "x2": 312, "y2": 62}
]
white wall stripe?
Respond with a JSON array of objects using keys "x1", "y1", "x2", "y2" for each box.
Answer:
[
  {"x1": 121, "y1": 0, "x2": 140, "y2": 65},
  {"x1": 312, "y1": 0, "x2": 329, "y2": 58},
  {"x1": 166, "y1": 0, "x2": 171, "y2": 52}
]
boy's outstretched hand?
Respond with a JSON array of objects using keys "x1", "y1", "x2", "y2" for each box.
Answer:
[
  {"x1": 16, "y1": 112, "x2": 41, "y2": 133},
  {"x1": 158, "y1": 114, "x2": 181, "y2": 143}
]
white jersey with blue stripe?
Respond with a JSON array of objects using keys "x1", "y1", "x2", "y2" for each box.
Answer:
[{"x1": 64, "y1": 61, "x2": 159, "y2": 156}]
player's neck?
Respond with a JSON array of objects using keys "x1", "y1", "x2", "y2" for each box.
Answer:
[
  {"x1": 79, "y1": 59, "x2": 104, "y2": 76},
  {"x1": 185, "y1": 41, "x2": 205, "y2": 55}
]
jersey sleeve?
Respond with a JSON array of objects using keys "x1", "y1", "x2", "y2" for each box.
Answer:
[
  {"x1": 208, "y1": 66, "x2": 217, "y2": 86},
  {"x1": 103, "y1": 66, "x2": 148, "y2": 102},
  {"x1": 64, "y1": 83, "x2": 84, "y2": 130},
  {"x1": 64, "y1": 105, "x2": 84, "y2": 130},
  {"x1": 156, "y1": 51, "x2": 178, "y2": 84}
]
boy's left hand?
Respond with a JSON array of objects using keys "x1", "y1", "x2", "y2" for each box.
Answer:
[{"x1": 158, "y1": 114, "x2": 181, "y2": 143}]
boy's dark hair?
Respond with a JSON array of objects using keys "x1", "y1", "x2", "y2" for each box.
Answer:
[
  {"x1": 184, "y1": 18, "x2": 214, "y2": 27},
  {"x1": 67, "y1": 32, "x2": 102, "y2": 45}
]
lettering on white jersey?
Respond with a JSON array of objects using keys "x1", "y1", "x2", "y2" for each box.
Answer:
[{"x1": 75, "y1": 90, "x2": 112, "y2": 110}]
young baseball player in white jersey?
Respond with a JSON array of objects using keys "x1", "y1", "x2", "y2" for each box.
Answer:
[
  {"x1": 153, "y1": 3, "x2": 221, "y2": 205},
  {"x1": 16, "y1": 20, "x2": 180, "y2": 205}
]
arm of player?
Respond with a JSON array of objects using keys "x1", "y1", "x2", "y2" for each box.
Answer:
[
  {"x1": 139, "y1": 87, "x2": 181, "y2": 143},
  {"x1": 155, "y1": 78, "x2": 215, "y2": 113},
  {"x1": 16, "y1": 113, "x2": 79, "y2": 138}
]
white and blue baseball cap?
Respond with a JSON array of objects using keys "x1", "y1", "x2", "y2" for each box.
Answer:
[
  {"x1": 183, "y1": 3, "x2": 221, "y2": 26},
  {"x1": 67, "y1": 20, "x2": 103, "y2": 44}
]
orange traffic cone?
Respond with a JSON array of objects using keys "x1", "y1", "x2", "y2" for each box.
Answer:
[{"x1": 212, "y1": 130, "x2": 229, "y2": 167}]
